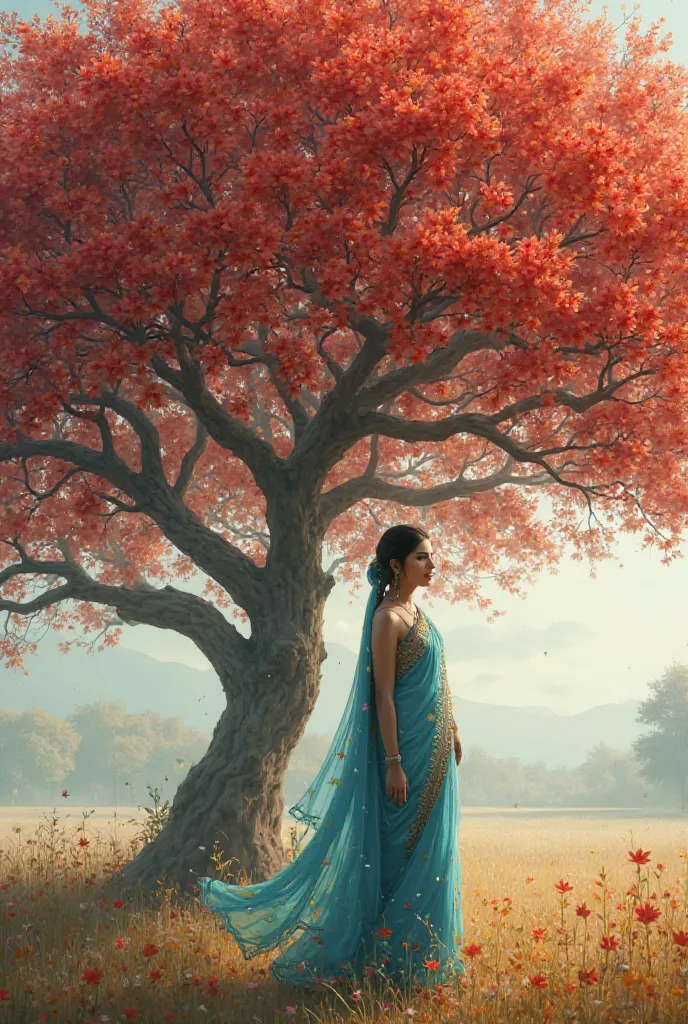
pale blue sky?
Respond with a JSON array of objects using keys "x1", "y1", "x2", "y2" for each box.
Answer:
[{"x1": 2, "y1": 0, "x2": 687, "y2": 715}]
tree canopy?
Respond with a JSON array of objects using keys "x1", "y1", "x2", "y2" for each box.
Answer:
[{"x1": 1, "y1": 0, "x2": 688, "y2": 664}]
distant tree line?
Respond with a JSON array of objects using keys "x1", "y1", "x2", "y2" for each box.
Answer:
[{"x1": 0, "y1": 663, "x2": 685, "y2": 812}]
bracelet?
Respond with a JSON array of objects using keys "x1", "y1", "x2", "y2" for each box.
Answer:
[{"x1": 385, "y1": 753, "x2": 402, "y2": 765}]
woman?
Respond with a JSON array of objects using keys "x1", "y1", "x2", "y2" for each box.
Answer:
[{"x1": 198, "y1": 524, "x2": 465, "y2": 992}]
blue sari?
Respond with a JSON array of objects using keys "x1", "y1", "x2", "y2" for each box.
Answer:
[{"x1": 198, "y1": 574, "x2": 465, "y2": 991}]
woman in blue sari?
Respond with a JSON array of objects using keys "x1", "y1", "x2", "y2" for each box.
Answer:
[{"x1": 198, "y1": 524, "x2": 465, "y2": 992}]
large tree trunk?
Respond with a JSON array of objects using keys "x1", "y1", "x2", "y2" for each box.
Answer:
[{"x1": 116, "y1": 560, "x2": 330, "y2": 895}]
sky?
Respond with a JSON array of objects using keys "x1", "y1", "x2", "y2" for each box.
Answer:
[{"x1": 2, "y1": 0, "x2": 688, "y2": 716}]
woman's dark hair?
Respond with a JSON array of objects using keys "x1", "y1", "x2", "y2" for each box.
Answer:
[{"x1": 373, "y1": 524, "x2": 430, "y2": 610}]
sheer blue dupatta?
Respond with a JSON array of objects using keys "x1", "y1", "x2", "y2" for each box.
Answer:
[{"x1": 198, "y1": 567, "x2": 383, "y2": 987}]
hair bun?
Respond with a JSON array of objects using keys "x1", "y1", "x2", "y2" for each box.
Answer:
[{"x1": 366, "y1": 560, "x2": 382, "y2": 587}]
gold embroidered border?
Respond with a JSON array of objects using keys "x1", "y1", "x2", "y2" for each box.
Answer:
[
  {"x1": 395, "y1": 608, "x2": 430, "y2": 679},
  {"x1": 405, "y1": 648, "x2": 453, "y2": 859}
]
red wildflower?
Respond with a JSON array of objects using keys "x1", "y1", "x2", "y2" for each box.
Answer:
[
  {"x1": 149, "y1": 969, "x2": 162, "y2": 982},
  {"x1": 423, "y1": 959, "x2": 440, "y2": 971},
  {"x1": 528, "y1": 975, "x2": 548, "y2": 989},
  {"x1": 575, "y1": 903, "x2": 591, "y2": 918},
  {"x1": 554, "y1": 879, "x2": 573, "y2": 894},
  {"x1": 404, "y1": 902, "x2": 412, "y2": 910},
  {"x1": 378, "y1": 927, "x2": 392, "y2": 939},
  {"x1": 600, "y1": 934, "x2": 620, "y2": 952},
  {"x1": 578, "y1": 968, "x2": 598, "y2": 985},
  {"x1": 123, "y1": 1008, "x2": 138, "y2": 1021},
  {"x1": 462, "y1": 943, "x2": 482, "y2": 958},
  {"x1": 113, "y1": 899, "x2": 124, "y2": 909},
  {"x1": 81, "y1": 968, "x2": 102, "y2": 986},
  {"x1": 532, "y1": 928, "x2": 546, "y2": 941},
  {"x1": 628, "y1": 848, "x2": 651, "y2": 865},
  {"x1": 61, "y1": 790, "x2": 69, "y2": 798},
  {"x1": 141, "y1": 943, "x2": 160, "y2": 958},
  {"x1": 114, "y1": 937, "x2": 125, "y2": 949},
  {"x1": 78, "y1": 837, "x2": 90, "y2": 848},
  {"x1": 0, "y1": 990, "x2": 10, "y2": 1002},
  {"x1": 635, "y1": 902, "x2": 661, "y2": 926},
  {"x1": 672, "y1": 930, "x2": 688, "y2": 947}
]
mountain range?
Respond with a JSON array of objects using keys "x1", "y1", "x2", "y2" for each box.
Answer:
[{"x1": 0, "y1": 634, "x2": 644, "y2": 769}]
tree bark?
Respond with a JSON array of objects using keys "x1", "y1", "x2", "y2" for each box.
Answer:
[{"x1": 115, "y1": 568, "x2": 330, "y2": 896}]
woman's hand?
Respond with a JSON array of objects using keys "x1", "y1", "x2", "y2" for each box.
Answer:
[
  {"x1": 453, "y1": 733, "x2": 463, "y2": 766},
  {"x1": 386, "y1": 762, "x2": 408, "y2": 806}
]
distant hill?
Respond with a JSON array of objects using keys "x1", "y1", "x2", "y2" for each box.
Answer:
[{"x1": 0, "y1": 634, "x2": 644, "y2": 769}]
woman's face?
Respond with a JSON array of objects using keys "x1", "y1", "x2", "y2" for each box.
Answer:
[{"x1": 400, "y1": 538, "x2": 436, "y2": 589}]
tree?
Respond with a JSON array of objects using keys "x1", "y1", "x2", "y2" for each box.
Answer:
[
  {"x1": 0, "y1": 708, "x2": 79, "y2": 800},
  {"x1": 0, "y1": 0, "x2": 688, "y2": 891},
  {"x1": 632, "y1": 664, "x2": 688, "y2": 814}
]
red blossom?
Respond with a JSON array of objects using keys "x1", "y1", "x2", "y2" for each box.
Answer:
[
  {"x1": 635, "y1": 902, "x2": 661, "y2": 926},
  {"x1": 600, "y1": 934, "x2": 620, "y2": 952},
  {"x1": 81, "y1": 968, "x2": 102, "y2": 986},
  {"x1": 123, "y1": 1008, "x2": 138, "y2": 1021},
  {"x1": 0, "y1": 990, "x2": 10, "y2": 1002},
  {"x1": 578, "y1": 968, "x2": 598, "y2": 986},
  {"x1": 528, "y1": 975, "x2": 548, "y2": 990},
  {"x1": 575, "y1": 903, "x2": 591, "y2": 918},
  {"x1": 378, "y1": 927, "x2": 392, "y2": 939},
  {"x1": 423, "y1": 959, "x2": 440, "y2": 971},
  {"x1": 141, "y1": 943, "x2": 160, "y2": 958},
  {"x1": 462, "y1": 943, "x2": 482, "y2": 958},
  {"x1": 628, "y1": 848, "x2": 652, "y2": 866},
  {"x1": 554, "y1": 879, "x2": 574, "y2": 894},
  {"x1": 673, "y1": 930, "x2": 688, "y2": 947}
]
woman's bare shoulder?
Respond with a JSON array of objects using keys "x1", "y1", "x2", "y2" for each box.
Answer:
[{"x1": 372, "y1": 603, "x2": 405, "y2": 642}]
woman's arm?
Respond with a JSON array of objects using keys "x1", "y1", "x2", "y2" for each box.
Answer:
[
  {"x1": 371, "y1": 608, "x2": 401, "y2": 760},
  {"x1": 371, "y1": 608, "x2": 408, "y2": 806}
]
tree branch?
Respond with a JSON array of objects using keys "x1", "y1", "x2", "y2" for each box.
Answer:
[
  {"x1": 0, "y1": 537, "x2": 248, "y2": 688},
  {"x1": 322, "y1": 455, "x2": 553, "y2": 523}
]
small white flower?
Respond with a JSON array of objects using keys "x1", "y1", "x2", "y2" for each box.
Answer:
[{"x1": 199, "y1": 1005, "x2": 207, "y2": 1012}]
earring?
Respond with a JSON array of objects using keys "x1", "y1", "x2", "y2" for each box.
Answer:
[{"x1": 392, "y1": 570, "x2": 400, "y2": 599}]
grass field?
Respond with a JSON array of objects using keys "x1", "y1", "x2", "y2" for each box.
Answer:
[{"x1": 0, "y1": 804, "x2": 686, "y2": 1022}]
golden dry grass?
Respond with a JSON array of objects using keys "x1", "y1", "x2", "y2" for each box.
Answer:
[{"x1": 0, "y1": 805, "x2": 686, "y2": 1023}]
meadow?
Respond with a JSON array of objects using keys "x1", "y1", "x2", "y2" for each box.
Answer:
[{"x1": 0, "y1": 804, "x2": 686, "y2": 1023}]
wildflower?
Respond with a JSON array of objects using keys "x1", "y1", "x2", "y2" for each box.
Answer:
[
  {"x1": 578, "y1": 968, "x2": 598, "y2": 985},
  {"x1": 0, "y1": 990, "x2": 10, "y2": 1002},
  {"x1": 635, "y1": 903, "x2": 661, "y2": 926},
  {"x1": 528, "y1": 975, "x2": 548, "y2": 989},
  {"x1": 379, "y1": 927, "x2": 392, "y2": 939},
  {"x1": 462, "y1": 943, "x2": 482, "y2": 958},
  {"x1": 141, "y1": 943, "x2": 160, "y2": 958},
  {"x1": 350, "y1": 989, "x2": 362, "y2": 1002},
  {"x1": 114, "y1": 938, "x2": 125, "y2": 949},
  {"x1": 285, "y1": 1009, "x2": 297, "y2": 1017},
  {"x1": 78, "y1": 837, "x2": 90, "y2": 848},
  {"x1": 575, "y1": 903, "x2": 591, "y2": 918},
  {"x1": 149, "y1": 969, "x2": 162, "y2": 982},
  {"x1": 123, "y1": 1009, "x2": 138, "y2": 1021},
  {"x1": 81, "y1": 968, "x2": 102, "y2": 985},
  {"x1": 532, "y1": 928, "x2": 546, "y2": 941},
  {"x1": 673, "y1": 931, "x2": 688, "y2": 947},
  {"x1": 423, "y1": 959, "x2": 440, "y2": 971},
  {"x1": 113, "y1": 900, "x2": 124, "y2": 909},
  {"x1": 628, "y1": 848, "x2": 651, "y2": 865},
  {"x1": 554, "y1": 879, "x2": 573, "y2": 894},
  {"x1": 245, "y1": 982, "x2": 258, "y2": 990},
  {"x1": 402, "y1": 1010, "x2": 416, "y2": 1019},
  {"x1": 61, "y1": 790, "x2": 69, "y2": 798},
  {"x1": 600, "y1": 934, "x2": 620, "y2": 952}
]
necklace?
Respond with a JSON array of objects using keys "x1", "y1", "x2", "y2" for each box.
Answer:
[{"x1": 386, "y1": 597, "x2": 418, "y2": 623}]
